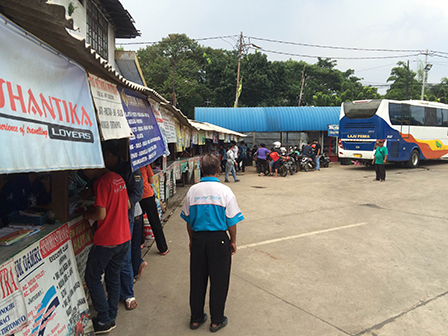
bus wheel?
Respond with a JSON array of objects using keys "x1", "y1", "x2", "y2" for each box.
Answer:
[{"x1": 407, "y1": 149, "x2": 420, "y2": 168}]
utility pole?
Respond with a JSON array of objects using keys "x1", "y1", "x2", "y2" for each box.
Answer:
[
  {"x1": 421, "y1": 49, "x2": 428, "y2": 101},
  {"x1": 298, "y1": 64, "x2": 306, "y2": 106},
  {"x1": 406, "y1": 60, "x2": 409, "y2": 100},
  {"x1": 235, "y1": 32, "x2": 243, "y2": 108}
]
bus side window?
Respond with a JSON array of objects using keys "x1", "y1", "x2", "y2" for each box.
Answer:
[
  {"x1": 389, "y1": 103, "x2": 401, "y2": 125},
  {"x1": 410, "y1": 105, "x2": 424, "y2": 126},
  {"x1": 439, "y1": 109, "x2": 448, "y2": 127},
  {"x1": 425, "y1": 107, "x2": 438, "y2": 126},
  {"x1": 402, "y1": 105, "x2": 410, "y2": 125}
]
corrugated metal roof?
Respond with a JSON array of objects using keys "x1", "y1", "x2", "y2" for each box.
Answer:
[{"x1": 194, "y1": 106, "x2": 341, "y2": 133}]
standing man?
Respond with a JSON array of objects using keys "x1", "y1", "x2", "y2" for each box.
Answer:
[
  {"x1": 232, "y1": 141, "x2": 239, "y2": 171},
  {"x1": 372, "y1": 139, "x2": 388, "y2": 181},
  {"x1": 102, "y1": 140, "x2": 143, "y2": 310},
  {"x1": 238, "y1": 141, "x2": 247, "y2": 173},
  {"x1": 225, "y1": 143, "x2": 240, "y2": 183},
  {"x1": 181, "y1": 154, "x2": 244, "y2": 332},
  {"x1": 312, "y1": 139, "x2": 322, "y2": 171},
  {"x1": 269, "y1": 142, "x2": 282, "y2": 178},
  {"x1": 83, "y1": 168, "x2": 130, "y2": 334},
  {"x1": 256, "y1": 143, "x2": 270, "y2": 176}
]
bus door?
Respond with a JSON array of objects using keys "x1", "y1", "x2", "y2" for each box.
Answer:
[{"x1": 401, "y1": 104, "x2": 410, "y2": 138}]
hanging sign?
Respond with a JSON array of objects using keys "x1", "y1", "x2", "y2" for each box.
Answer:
[
  {"x1": 14, "y1": 224, "x2": 93, "y2": 336},
  {"x1": 119, "y1": 88, "x2": 166, "y2": 171},
  {"x1": 0, "y1": 260, "x2": 28, "y2": 336},
  {"x1": 150, "y1": 102, "x2": 170, "y2": 156},
  {"x1": 328, "y1": 124, "x2": 339, "y2": 137},
  {"x1": 0, "y1": 15, "x2": 103, "y2": 173},
  {"x1": 88, "y1": 74, "x2": 132, "y2": 141},
  {"x1": 160, "y1": 108, "x2": 177, "y2": 143}
]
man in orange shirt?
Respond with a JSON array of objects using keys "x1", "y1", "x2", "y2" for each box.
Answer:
[{"x1": 139, "y1": 164, "x2": 169, "y2": 255}]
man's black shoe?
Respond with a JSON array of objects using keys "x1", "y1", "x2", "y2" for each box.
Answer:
[
  {"x1": 93, "y1": 319, "x2": 116, "y2": 334},
  {"x1": 210, "y1": 316, "x2": 228, "y2": 333},
  {"x1": 190, "y1": 313, "x2": 207, "y2": 330}
]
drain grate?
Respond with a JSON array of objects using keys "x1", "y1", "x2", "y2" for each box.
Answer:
[{"x1": 251, "y1": 186, "x2": 266, "y2": 189}]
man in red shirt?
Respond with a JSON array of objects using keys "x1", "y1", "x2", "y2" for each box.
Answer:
[{"x1": 83, "y1": 168, "x2": 131, "y2": 334}]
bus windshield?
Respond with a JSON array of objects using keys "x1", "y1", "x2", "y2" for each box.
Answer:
[{"x1": 343, "y1": 100, "x2": 381, "y2": 119}]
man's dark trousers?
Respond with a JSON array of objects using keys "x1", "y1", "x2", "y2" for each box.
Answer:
[
  {"x1": 140, "y1": 195, "x2": 168, "y2": 253},
  {"x1": 85, "y1": 241, "x2": 130, "y2": 324},
  {"x1": 190, "y1": 231, "x2": 231, "y2": 325},
  {"x1": 375, "y1": 164, "x2": 386, "y2": 180}
]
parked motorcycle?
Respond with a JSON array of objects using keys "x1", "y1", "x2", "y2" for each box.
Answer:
[
  {"x1": 319, "y1": 153, "x2": 331, "y2": 168},
  {"x1": 300, "y1": 156, "x2": 315, "y2": 172},
  {"x1": 282, "y1": 156, "x2": 297, "y2": 175}
]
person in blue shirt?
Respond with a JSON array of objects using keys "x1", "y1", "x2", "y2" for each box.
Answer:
[{"x1": 181, "y1": 154, "x2": 244, "y2": 333}]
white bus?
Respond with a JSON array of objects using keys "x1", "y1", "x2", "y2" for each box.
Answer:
[{"x1": 338, "y1": 99, "x2": 448, "y2": 167}]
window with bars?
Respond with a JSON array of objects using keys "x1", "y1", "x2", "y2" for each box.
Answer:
[{"x1": 86, "y1": 0, "x2": 108, "y2": 59}]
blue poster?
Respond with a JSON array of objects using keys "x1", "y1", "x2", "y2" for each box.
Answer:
[{"x1": 119, "y1": 87, "x2": 166, "y2": 171}]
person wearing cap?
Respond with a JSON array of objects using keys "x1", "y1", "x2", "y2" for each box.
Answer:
[{"x1": 372, "y1": 140, "x2": 388, "y2": 181}]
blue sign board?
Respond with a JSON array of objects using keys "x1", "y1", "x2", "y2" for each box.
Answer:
[
  {"x1": 328, "y1": 124, "x2": 339, "y2": 137},
  {"x1": 119, "y1": 87, "x2": 166, "y2": 171}
]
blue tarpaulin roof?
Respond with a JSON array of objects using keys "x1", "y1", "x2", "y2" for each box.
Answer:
[{"x1": 194, "y1": 106, "x2": 340, "y2": 133}]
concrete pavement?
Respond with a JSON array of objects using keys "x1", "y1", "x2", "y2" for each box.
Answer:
[{"x1": 113, "y1": 161, "x2": 448, "y2": 336}]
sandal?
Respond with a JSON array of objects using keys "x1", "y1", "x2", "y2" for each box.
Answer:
[
  {"x1": 160, "y1": 249, "x2": 170, "y2": 256},
  {"x1": 125, "y1": 297, "x2": 137, "y2": 310}
]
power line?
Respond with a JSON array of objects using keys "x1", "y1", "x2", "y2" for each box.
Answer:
[
  {"x1": 260, "y1": 48, "x2": 421, "y2": 60},
  {"x1": 116, "y1": 35, "x2": 239, "y2": 45},
  {"x1": 248, "y1": 36, "x2": 424, "y2": 53}
]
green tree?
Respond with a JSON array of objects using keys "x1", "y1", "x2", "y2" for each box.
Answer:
[
  {"x1": 137, "y1": 34, "x2": 209, "y2": 118},
  {"x1": 384, "y1": 61, "x2": 419, "y2": 100}
]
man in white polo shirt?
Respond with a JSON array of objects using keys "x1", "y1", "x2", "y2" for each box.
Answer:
[{"x1": 181, "y1": 153, "x2": 244, "y2": 333}]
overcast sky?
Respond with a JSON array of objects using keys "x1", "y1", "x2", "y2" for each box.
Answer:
[{"x1": 117, "y1": 0, "x2": 448, "y2": 95}]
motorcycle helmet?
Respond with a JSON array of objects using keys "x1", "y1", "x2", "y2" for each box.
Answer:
[{"x1": 273, "y1": 141, "x2": 281, "y2": 148}]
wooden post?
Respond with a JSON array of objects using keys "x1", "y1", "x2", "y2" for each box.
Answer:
[{"x1": 51, "y1": 171, "x2": 69, "y2": 223}]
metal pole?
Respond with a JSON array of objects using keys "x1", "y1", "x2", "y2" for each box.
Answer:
[
  {"x1": 421, "y1": 49, "x2": 428, "y2": 101},
  {"x1": 235, "y1": 32, "x2": 243, "y2": 108}
]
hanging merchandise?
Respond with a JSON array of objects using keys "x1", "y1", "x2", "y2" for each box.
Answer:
[
  {"x1": 0, "y1": 14, "x2": 103, "y2": 173},
  {"x1": 88, "y1": 74, "x2": 133, "y2": 141},
  {"x1": 175, "y1": 122, "x2": 183, "y2": 151},
  {"x1": 198, "y1": 131, "x2": 205, "y2": 145},
  {"x1": 192, "y1": 130, "x2": 198, "y2": 145},
  {"x1": 119, "y1": 87, "x2": 166, "y2": 171}
]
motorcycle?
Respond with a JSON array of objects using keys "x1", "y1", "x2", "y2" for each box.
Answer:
[
  {"x1": 300, "y1": 156, "x2": 315, "y2": 172},
  {"x1": 282, "y1": 156, "x2": 297, "y2": 176},
  {"x1": 319, "y1": 153, "x2": 331, "y2": 168}
]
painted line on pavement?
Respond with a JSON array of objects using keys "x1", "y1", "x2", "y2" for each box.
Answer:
[{"x1": 238, "y1": 222, "x2": 368, "y2": 250}]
